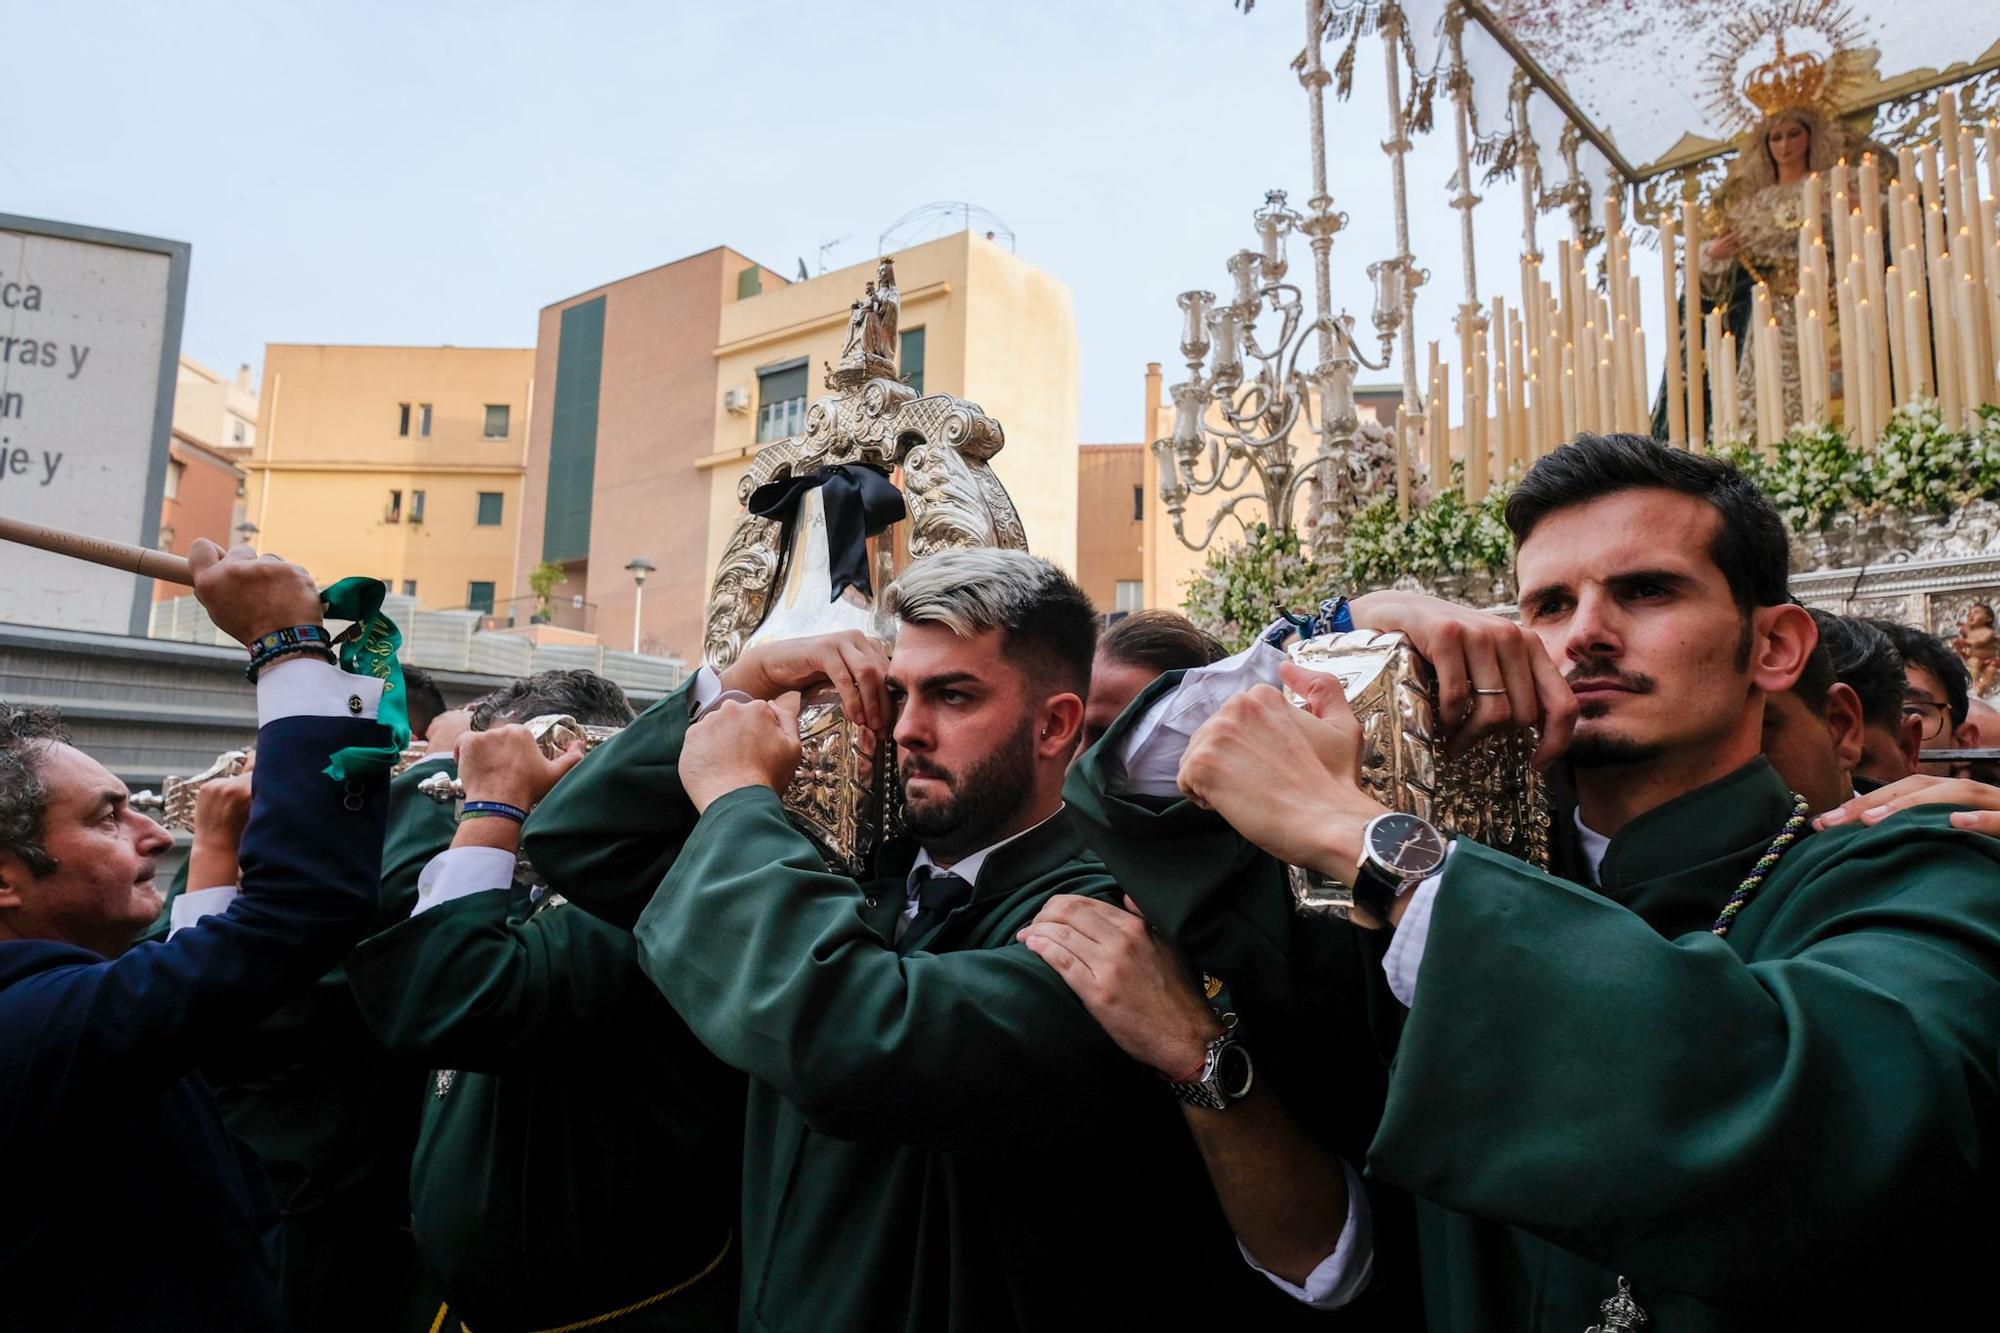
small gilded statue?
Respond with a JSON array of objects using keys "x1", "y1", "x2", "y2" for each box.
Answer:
[
  {"x1": 837, "y1": 257, "x2": 900, "y2": 376},
  {"x1": 1954, "y1": 602, "x2": 2000, "y2": 699}
]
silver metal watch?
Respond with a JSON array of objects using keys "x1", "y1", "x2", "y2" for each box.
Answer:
[{"x1": 1167, "y1": 1023, "x2": 1255, "y2": 1111}]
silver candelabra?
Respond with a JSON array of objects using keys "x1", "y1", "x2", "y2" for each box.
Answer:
[{"x1": 1156, "y1": 0, "x2": 1426, "y2": 562}]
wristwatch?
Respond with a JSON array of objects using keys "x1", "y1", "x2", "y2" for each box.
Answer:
[
  {"x1": 1167, "y1": 1024, "x2": 1255, "y2": 1111},
  {"x1": 1350, "y1": 810, "x2": 1449, "y2": 924}
]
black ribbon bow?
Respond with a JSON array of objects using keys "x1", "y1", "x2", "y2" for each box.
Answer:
[{"x1": 745, "y1": 464, "x2": 907, "y2": 602}]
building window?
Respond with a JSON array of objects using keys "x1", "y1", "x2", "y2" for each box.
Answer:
[
  {"x1": 398, "y1": 403, "x2": 411, "y2": 437},
  {"x1": 544, "y1": 296, "x2": 606, "y2": 563},
  {"x1": 401, "y1": 579, "x2": 417, "y2": 597},
  {"x1": 476, "y1": 491, "x2": 504, "y2": 526},
  {"x1": 159, "y1": 524, "x2": 176, "y2": 549},
  {"x1": 232, "y1": 421, "x2": 246, "y2": 444},
  {"x1": 467, "y1": 581, "x2": 496, "y2": 614},
  {"x1": 901, "y1": 327, "x2": 926, "y2": 396},
  {"x1": 386, "y1": 489, "x2": 402, "y2": 523},
  {"x1": 409, "y1": 489, "x2": 427, "y2": 524},
  {"x1": 1131, "y1": 484, "x2": 1144, "y2": 522},
  {"x1": 1115, "y1": 580, "x2": 1144, "y2": 614},
  {"x1": 755, "y1": 357, "x2": 809, "y2": 444},
  {"x1": 164, "y1": 459, "x2": 184, "y2": 500},
  {"x1": 419, "y1": 404, "x2": 433, "y2": 438},
  {"x1": 483, "y1": 404, "x2": 510, "y2": 438},
  {"x1": 737, "y1": 266, "x2": 762, "y2": 300}
]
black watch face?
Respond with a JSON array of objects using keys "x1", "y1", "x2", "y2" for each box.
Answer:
[{"x1": 1367, "y1": 813, "x2": 1447, "y2": 878}]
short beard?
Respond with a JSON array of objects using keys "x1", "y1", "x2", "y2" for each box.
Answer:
[
  {"x1": 1567, "y1": 732, "x2": 1666, "y2": 768},
  {"x1": 899, "y1": 718, "x2": 1039, "y2": 861}
]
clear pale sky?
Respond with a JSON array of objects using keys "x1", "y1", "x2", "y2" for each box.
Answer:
[{"x1": 4, "y1": 0, "x2": 1648, "y2": 444}]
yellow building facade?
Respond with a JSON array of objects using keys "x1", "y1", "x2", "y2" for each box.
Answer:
[{"x1": 244, "y1": 344, "x2": 535, "y2": 613}]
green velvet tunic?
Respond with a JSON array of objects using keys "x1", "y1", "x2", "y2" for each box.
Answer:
[
  {"x1": 524, "y1": 682, "x2": 1344, "y2": 1332},
  {"x1": 347, "y1": 836, "x2": 742, "y2": 1333},
  {"x1": 1068, "y1": 672, "x2": 2000, "y2": 1328}
]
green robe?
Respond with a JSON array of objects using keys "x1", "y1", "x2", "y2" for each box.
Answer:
[
  {"x1": 144, "y1": 758, "x2": 456, "y2": 1332},
  {"x1": 524, "y1": 682, "x2": 1346, "y2": 1332},
  {"x1": 1069, "y1": 672, "x2": 2000, "y2": 1328},
  {"x1": 346, "y1": 846, "x2": 742, "y2": 1332}
]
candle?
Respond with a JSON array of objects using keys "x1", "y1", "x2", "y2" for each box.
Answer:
[
  {"x1": 1956, "y1": 269, "x2": 1983, "y2": 426},
  {"x1": 1560, "y1": 343, "x2": 1579, "y2": 444},
  {"x1": 1459, "y1": 313, "x2": 1478, "y2": 491},
  {"x1": 1854, "y1": 296, "x2": 1880, "y2": 447},
  {"x1": 1750, "y1": 284, "x2": 1774, "y2": 450},
  {"x1": 1490, "y1": 296, "x2": 1513, "y2": 477},
  {"x1": 1427, "y1": 341, "x2": 1447, "y2": 486},
  {"x1": 1927, "y1": 204, "x2": 1962, "y2": 424},
  {"x1": 1596, "y1": 353, "x2": 1615, "y2": 448},
  {"x1": 1884, "y1": 264, "x2": 1909, "y2": 408},
  {"x1": 1662, "y1": 215, "x2": 1687, "y2": 446},
  {"x1": 1717, "y1": 329, "x2": 1741, "y2": 441},
  {"x1": 1683, "y1": 200, "x2": 1706, "y2": 450},
  {"x1": 1904, "y1": 284, "x2": 1929, "y2": 401},
  {"x1": 1396, "y1": 405, "x2": 1412, "y2": 519},
  {"x1": 1794, "y1": 291, "x2": 1815, "y2": 421},
  {"x1": 1508, "y1": 309, "x2": 1529, "y2": 473},
  {"x1": 1470, "y1": 334, "x2": 1490, "y2": 500}
]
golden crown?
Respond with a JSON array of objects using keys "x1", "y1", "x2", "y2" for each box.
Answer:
[
  {"x1": 1705, "y1": 1, "x2": 1867, "y2": 134},
  {"x1": 1743, "y1": 35, "x2": 1829, "y2": 117}
]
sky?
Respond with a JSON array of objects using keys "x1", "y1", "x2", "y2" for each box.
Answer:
[{"x1": 3, "y1": 0, "x2": 1664, "y2": 445}]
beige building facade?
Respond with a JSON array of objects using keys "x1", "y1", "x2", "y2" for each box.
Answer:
[
  {"x1": 244, "y1": 344, "x2": 534, "y2": 613},
  {"x1": 519, "y1": 231, "x2": 1081, "y2": 662},
  {"x1": 1076, "y1": 443, "x2": 1146, "y2": 617}
]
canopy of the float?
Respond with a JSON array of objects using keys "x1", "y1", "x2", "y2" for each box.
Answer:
[{"x1": 1378, "y1": 0, "x2": 2000, "y2": 186}]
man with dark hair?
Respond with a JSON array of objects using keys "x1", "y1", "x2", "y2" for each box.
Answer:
[
  {"x1": 1807, "y1": 611, "x2": 1921, "y2": 787},
  {"x1": 522, "y1": 548, "x2": 1318, "y2": 1330},
  {"x1": 348, "y1": 706, "x2": 740, "y2": 1331},
  {"x1": 1052, "y1": 433, "x2": 2000, "y2": 1327},
  {"x1": 471, "y1": 667, "x2": 635, "y2": 731},
  {"x1": 1086, "y1": 608, "x2": 1228, "y2": 747},
  {"x1": 1, "y1": 542, "x2": 393, "y2": 1329},
  {"x1": 1871, "y1": 618, "x2": 1978, "y2": 773},
  {"x1": 400, "y1": 663, "x2": 448, "y2": 740},
  {"x1": 1761, "y1": 610, "x2": 1878, "y2": 811}
]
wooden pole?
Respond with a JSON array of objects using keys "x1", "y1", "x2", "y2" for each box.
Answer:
[{"x1": 0, "y1": 515, "x2": 194, "y2": 586}]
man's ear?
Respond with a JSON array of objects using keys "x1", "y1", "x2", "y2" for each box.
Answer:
[
  {"x1": 1750, "y1": 603, "x2": 1818, "y2": 696},
  {"x1": 0, "y1": 852, "x2": 29, "y2": 912},
  {"x1": 1897, "y1": 710, "x2": 1925, "y2": 771},
  {"x1": 1037, "y1": 693, "x2": 1086, "y2": 761},
  {"x1": 1822, "y1": 682, "x2": 1867, "y2": 776},
  {"x1": 1953, "y1": 718, "x2": 1980, "y2": 750}
]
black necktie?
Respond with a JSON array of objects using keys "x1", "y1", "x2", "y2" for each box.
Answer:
[{"x1": 899, "y1": 869, "x2": 972, "y2": 955}]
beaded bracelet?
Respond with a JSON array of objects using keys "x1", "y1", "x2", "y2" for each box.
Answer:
[
  {"x1": 246, "y1": 625, "x2": 333, "y2": 660},
  {"x1": 458, "y1": 800, "x2": 529, "y2": 824},
  {"x1": 244, "y1": 641, "x2": 339, "y2": 682}
]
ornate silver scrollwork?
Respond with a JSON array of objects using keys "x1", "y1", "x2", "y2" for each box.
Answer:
[{"x1": 699, "y1": 258, "x2": 1030, "y2": 876}]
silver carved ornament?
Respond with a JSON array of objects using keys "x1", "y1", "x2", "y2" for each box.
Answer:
[
  {"x1": 416, "y1": 715, "x2": 622, "y2": 802},
  {"x1": 703, "y1": 257, "x2": 1028, "y2": 877},
  {"x1": 1283, "y1": 629, "x2": 1550, "y2": 916}
]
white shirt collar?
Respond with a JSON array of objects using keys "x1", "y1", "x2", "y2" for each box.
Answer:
[
  {"x1": 906, "y1": 803, "x2": 1066, "y2": 904},
  {"x1": 1573, "y1": 807, "x2": 1611, "y2": 886}
]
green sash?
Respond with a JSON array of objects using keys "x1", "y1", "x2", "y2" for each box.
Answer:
[{"x1": 320, "y1": 577, "x2": 410, "y2": 780}]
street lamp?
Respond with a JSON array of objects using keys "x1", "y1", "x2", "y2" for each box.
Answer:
[
  {"x1": 234, "y1": 521, "x2": 259, "y2": 550},
  {"x1": 623, "y1": 557, "x2": 656, "y2": 654}
]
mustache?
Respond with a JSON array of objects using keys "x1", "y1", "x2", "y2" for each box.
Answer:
[
  {"x1": 900, "y1": 758, "x2": 955, "y2": 785},
  {"x1": 1564, "y1": 660, "x2": 1655, "y2": 693}
]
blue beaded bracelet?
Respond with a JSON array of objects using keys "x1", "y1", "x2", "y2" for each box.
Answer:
[
  {"x1": 246, "y1": 624, "x2": 333, "y2": 659},
  {"x1": 244, "y1": 640, "x2": 338, "y2": 682},
  {"x1": 458, "y1": 800, "x2": 528, "y2": 824}
]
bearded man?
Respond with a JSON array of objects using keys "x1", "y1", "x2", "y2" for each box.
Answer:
[
  {"x1": 523, "y1": 548, "x2": 1345, "y2": 1331},
  {"x1": 1047, "y1": 434, "x2": 2000, "y2": 1329}
]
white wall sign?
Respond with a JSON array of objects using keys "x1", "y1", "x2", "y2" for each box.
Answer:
[{"x1": 0, "y1": 214, "x2": 187, "y2": 635}]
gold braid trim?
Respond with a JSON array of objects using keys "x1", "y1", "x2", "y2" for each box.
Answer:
[{"x1": 436, "y1": 1232, "x2": 733, "y2": 1333}]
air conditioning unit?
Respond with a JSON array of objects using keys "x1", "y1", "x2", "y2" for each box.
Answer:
[{"x1": 723, "y1": 386, "x2": 752, "y2": 415}]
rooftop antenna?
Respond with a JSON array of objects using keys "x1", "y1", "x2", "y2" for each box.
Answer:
[{"x1": 817, "y1": 235, "x2": 849, "y2": 275}]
